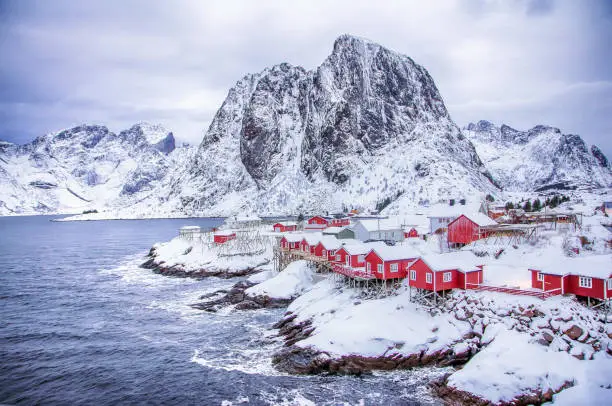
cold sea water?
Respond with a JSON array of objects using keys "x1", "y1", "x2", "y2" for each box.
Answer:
[{"x1": 0, "y1": 216, "x2": 445, "y2": 405}]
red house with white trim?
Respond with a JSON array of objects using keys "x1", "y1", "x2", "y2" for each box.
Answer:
[
  {"x1": 529, "y1": 255, "x2": 612, "y2": 301},
  {"x1": 314, "y1": 237, "x2": 342, "y2": 261},
  {"x1": 304, "y1": 216, "x2": 331, "y2": 231},
  {"x1": 364, "y1": 246, "x2": 420, "y2": 280},
  {"x1": 333, "y1": 242, "x2": 387, "y2": 267},
  {"x1": 300, "y1": 233, "x2": 323, "y2": 255},
  {"x1": 447, "y1": 213, "x2": 497, "y2": 246},
  {"x1": 214, "y1": 231, "x2": 236, "y2": 244},
  {"x1": 279, "y1": 234, "x2": 303, "y2": 251},
  {"x1": 407, "y1": 252, "x2": 484, "y2": 292},
  {"x1": 273, "y1": 222, "x2": 298, "y2": 232}
]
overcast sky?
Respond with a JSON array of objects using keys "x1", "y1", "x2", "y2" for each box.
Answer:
[{"x1": 1, "y1": 0, "x2": 611, "y2": 156}]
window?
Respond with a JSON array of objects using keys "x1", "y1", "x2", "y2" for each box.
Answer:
[
  {"x1": 345, "y1": 256, "x2": 350, "y2": 265},
  {"x1": 391, "y1": 263, "x2": 398, "y2": 273},
  {"x1": 579, "y1": 276, "x2": 592, "y2": 289},
  {"x1": 537, "y1": 272, "x2": 543, "y2": 282},
  {"x1": 410, "y1": 270, "x2": 416, "y2": 280},
  {"x1": 608, "y1": 279, "x2": 612, "y2": 290},
  {"x1": 426, "y1": 273, "x2": 432, "y2": 283},
  {"x1": 358, "y1": 255, "x2": 365, "y2": 262},
  {"x1": 443, "y1": 272, "x2": 452, "y2": 282},
  {"x1": 367, "y1": 263, "x2": 371, "y2": 272},
  {"x1": 322, "y1": 249, "x2": 327, "y2": 257},
  {"x1": 377, "y1": 264, "x2": 383, "y2": 274},
  {"x1": 336, "y1": 254, "x2": 341, "y2": 261}
]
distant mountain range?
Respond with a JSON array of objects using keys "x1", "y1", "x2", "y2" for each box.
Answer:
[{"x1": 1, "y1": 35, "x2": 610, "y2": 217}]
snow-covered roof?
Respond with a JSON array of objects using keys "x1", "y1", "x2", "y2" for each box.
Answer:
[
  {"x1": 318, "y1": 236, "x2": 342, "y2": 250},
  {"x1": 302, "y1": 233, "x2": 323, "y2": 245},
  {"x1": 356, "y1": 219, "x2": 402, "y2": 232},
  {"x1": 420, "y1": 252, "x2": 484, "y2": 273},
  {"x1": 283, "y1": 233, "x2": 305, "y2": 243},
  {"x1": 457, "y1": 213, "x2": 497, "y2": 227},
  {"x1": 530, "y1": 255, "x2": 611, "y2": 279},
  {"x1": 370, "y1": 245, "x2": 420, "y2": 261},
  {"x1": 322, "y1": 226, "x2": 345, "y2": 234},
  {"x1": 274, "y1": 221, "x2": 297, "y2": 226},
  {"x1": 214, "y1": 230, "x2": 236, "y2": 236},
  {"x1": 341, "y1": 241, "x2": 388, "y2": 255}
]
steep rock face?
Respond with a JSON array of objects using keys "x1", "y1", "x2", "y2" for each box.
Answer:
[
  {"x1": 175, "y1": 35, "x2": 497, "y2": 215},
  {"x1": 463, "y1": 120, "x2": 612, "y2": 191},
  {"x1": 0, "y1": 123, "x2": 186, "y2": 215}
]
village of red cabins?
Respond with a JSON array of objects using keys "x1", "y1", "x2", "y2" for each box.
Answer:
[{"x1": 275, "y1": 214, "x2": 611, "y2": 304}]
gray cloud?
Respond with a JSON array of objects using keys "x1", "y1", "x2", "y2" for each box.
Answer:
[{"x1": 0, "y1": 0, "x2": 611, "y2": 157}]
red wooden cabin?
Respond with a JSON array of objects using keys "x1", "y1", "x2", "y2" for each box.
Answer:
[
  {"x1": 404, "y1": 228, "x2": 419, "y2": 238},
  {"x1": 300, "y1": 234, "x2": 323, "y2": 255},
  {"x1": 304, "y1": 216, "x2": 331, "y2": 230},
  {"x1": 314, "y1": 237, "x2": 342, "y2": 261},
  {"x1": 364, "y1": 246, "x2": 419, "y2": 280},
  {"x1": 529, "y1": 255, "x2": 611, "y2": 301},
  {"x1": 273, "y1": 222, "x2": 297, "y2": 232},
  {"x1": 447, "y1": 213, "x2": 497, "y2": 246},
  {"x1": 279, "y1": 234, "x2": 303, "y2": 250},
  {"x1": 408, "y1": 252, "x2": 484, "y2": 292},
  {"x1": 214, "y1": 231, "x2": 236, "y2": 244}
]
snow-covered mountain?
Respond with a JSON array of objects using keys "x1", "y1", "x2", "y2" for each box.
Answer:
[
  {"x1": 168, "y1": 34, "x2": 498, "y2": 216},
  {"x1": 0, "y1": 123, "x2": 192, "y2": 215},
  {"x1": 463, "y1": 120, "x2": 612, "y2": 192}
]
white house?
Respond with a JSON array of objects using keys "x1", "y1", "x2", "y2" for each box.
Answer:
[{"x1": 352, "y1": 219, "x2": 405, "y2": 242}]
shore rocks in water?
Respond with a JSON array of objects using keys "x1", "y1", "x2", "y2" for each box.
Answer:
[
  {"x1": 430, "y1": 376, "x2": 574, "y2": 406},
  {"x1": 190, "y1": 280, "x2": 293, "y2": 312}
]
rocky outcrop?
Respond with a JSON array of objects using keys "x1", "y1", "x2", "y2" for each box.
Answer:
[{"x1": 190, "y1": 280, "x2": 293, "y2": 312}]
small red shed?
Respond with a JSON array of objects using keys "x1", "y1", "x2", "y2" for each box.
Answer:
[
  {"x1": 330, "y1": 217, "x2": 351, "y2": 227},
  {"x1": 364, "y1": 246, "x2": 419, "y2": 280},
  {"x1": 214, "y1": 231, "x2": 236, "y2": 244},
  {"x1": 408, "y1": 252, "x2": 484, "y2": 292},
  {"x1": 273, "y1": 222, "x2": 298, "y2": 232},
  {"x1": 447, "y1": 213, "x2": 497, "y2": 246}
]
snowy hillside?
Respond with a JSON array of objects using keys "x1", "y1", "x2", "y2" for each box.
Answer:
[
  {"x1": 463, "y1": 120, "x2": 612, "y2": 192},
  {"x1": 168, "y1": 34, "x2": 499, "y2": 216},
  {"x1": 0, "y1": 123, "x2": 192, "y2": 215}
]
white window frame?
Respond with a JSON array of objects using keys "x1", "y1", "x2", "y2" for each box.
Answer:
[
  {"x1": 426, "y1": 273, "x2": 433, "y2": 284},
  {"x1": 579, "y1": 276, "x2": 592, "y2": 289},
  {"x1": 377, "y1": 264, "x2": 383, "y2": 274},
  {"x1": 443, "y1": 272, "x2": 452, "y2": 282},
  {"x1": 322, "y1": 249, "x2": 327, "y2": 257},
  {"x1": 537, "y1": 272, "x2": 544, "y2": 282},
  {"x1": 345, "y1": 256, "x2": 350, "y2": 265},
  {"x1": 608, "y1": 279, "x2": 612, "y2": 290},
  {"x1": 366, "y1": 263, "x2": 371, "y2": 272},
  {"x1": 357, "y1": 255, "x2": 365, "y2": 262},
  {"x1": 336, "y1": 254, "x2": 341, "y2": 261},
  {"x1": 390, "y1": 263, "x2": 398, "y2": 273},
  {"x1": 410, "y1": 270, "x2": 417, "y2": 281}
]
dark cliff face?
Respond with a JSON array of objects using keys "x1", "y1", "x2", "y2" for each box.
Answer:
[
  {"x1": 207, "y1": 34, "x2": 466, "y2": 189},
  {"x1": 591, "y1": 145, "x2": 609, "y2": 168}
]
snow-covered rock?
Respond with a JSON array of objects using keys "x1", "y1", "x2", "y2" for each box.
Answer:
[
  {"x1": 463, "y1": 120, "x2": 612, "y2": 192},
  {"x1": 245, "y1": 261, "x2": 317, "y2": 300}
]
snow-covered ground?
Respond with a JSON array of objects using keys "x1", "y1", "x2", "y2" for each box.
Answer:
[{"x1": 245, "y1": 261, "x2": 320, "y2": 300}]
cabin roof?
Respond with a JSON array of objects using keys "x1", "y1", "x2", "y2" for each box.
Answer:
[
  {"x1": 322, "y1": 226, "x2": 346, "y2": 234},
  {"x1": 274, "y1": 221, "x2": 297, "y2": 227},
  {"x1": 318, "y1": 236, "x2": 342, "y2": 250},
  {"x1": 302, "y1": 233, "x2": 323, "y2": 245},
  {"x1": 370, "y1": 245, "x2": 419, "y2": 261},
  {"x1": 356, "y1": 219, "x2": 403, "y2": 232},
  {"x1": 530, "y1": 255, "x2": 611, "y2": 279},
  {"x1": 419, "y1": 252, "x2": 484, "y2": 273},
  {"x1": 454, "y1": 213, "x2": 497, "y2": 227},
  {"x1": 214, "y1": 230, "x2": 236, "y2": 236},
  {"x1": 283, "y1": 233, "x2": 305, "y2": 243}
]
